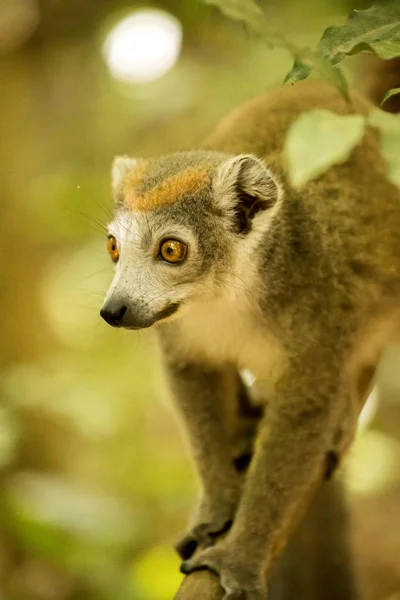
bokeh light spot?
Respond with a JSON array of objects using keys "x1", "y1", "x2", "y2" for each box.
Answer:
[{"x1": 103, "y1": 9, "x2": 182, "y2": 84}]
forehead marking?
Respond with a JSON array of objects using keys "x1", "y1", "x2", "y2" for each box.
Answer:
[
  {"x1": 124, "y1": 166, "x2": 211, "y2": 211},
  {"x1": 124, "y1": 160, "x2": 150, "y2": 191}
]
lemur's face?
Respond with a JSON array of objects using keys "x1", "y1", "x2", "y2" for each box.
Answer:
[{"x1": 101, "y1": 151, "x2": 281, "y2": 330}]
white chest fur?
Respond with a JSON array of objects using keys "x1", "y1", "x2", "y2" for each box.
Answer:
[{"x1": 175, "y1": 293, "x2": 286, "y2": 391}]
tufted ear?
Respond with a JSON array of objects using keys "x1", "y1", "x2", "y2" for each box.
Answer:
[
  {"x1": 213, "y1": 154, "x2": 281, "y2": 234},
  {"x1": 112, "y1": 156, "x2": 137, "y2": 195}
]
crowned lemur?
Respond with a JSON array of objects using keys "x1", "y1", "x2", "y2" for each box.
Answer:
[{"x1": 100, "y1": 81, "x2": 400, "y2": 600}]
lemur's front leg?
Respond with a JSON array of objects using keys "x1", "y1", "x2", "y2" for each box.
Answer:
[
  {"x1": 182, "y1": 354, "x2": 358, "y2": 600},
  {"x1": 164, "y1": 359, "x2": 243, "y2": 560}
]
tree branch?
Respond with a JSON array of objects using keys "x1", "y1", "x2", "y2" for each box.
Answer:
[
  {"x1": 175, "y1": 569, "x2": 224, "y2": 600},
  {"x1": 174, "y1": 487, "x2": 400, "y2": 600}
]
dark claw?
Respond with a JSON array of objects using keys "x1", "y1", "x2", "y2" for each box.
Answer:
[
  {"x1": 180, "y1": 560, "x2": 205, "y2": 575},
  {"x1": 211, "y1": 518, "x2": 233, "y2": 538},
  {"x1": 175, "y1": 517, "x2": 234, "y2": 560},
  {"x1": 233, "y1": 452, "x2": 253, "y2": 473},
  {"x1": 180, "y1": 559, "x2": 219, "y2": 577},
  {"x1": 181, "y1": 549, "x2": 266, "y2": 600},
  {"x1": 180, "y1": 561, "x2": 191, "y2": 575},
  {"x1": 325, "y1": 450, "x2": 339, "y2": 479},
  {"x1": 174, "y1": 534, "x2": 198, "y2": 560},
  {"x1": 193, "y1": 518, "x2": 233, "y2": 547}
]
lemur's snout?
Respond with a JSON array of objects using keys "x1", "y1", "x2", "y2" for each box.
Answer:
[
  {"x1": 100, "y1": 300, "x2": 128, "y2": 328},
  {"x1": 101, "y1": 297, "x2": 180, "y2": 329}
]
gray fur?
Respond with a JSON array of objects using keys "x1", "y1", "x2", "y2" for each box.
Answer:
[
  {"x1": 133, "y1": 150, "x2": 226, "y2": 196},
  {"x1": 101, "y1": 81, "x2": 400, "y2": 600},
  {"x1": 112, "y1": 155, "x2": 137, "y2": 191},
  {"x1": 103, "y1": 148, "x2": 279, "y2": 331}
]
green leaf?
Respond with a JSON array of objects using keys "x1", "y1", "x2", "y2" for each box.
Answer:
[
  {"x1": 368, "y1": 108, "x2": 400, "y2": 188},
  {"x1": 202, "y1": 0, "x2": 285, "y2": 49},
  {"x1": 381, "y1": 87, "x2": 400, "y2": 107},
  {"x1": 284, "y1": 49, "x2": 349, "y2": 99},
  {"x1": 203, "y1": 0, "x2": 263, "y2": 30},
  {"x1": 283, "y1": 57, "x2": 311, "y2": 85},
  {"x1": 285, "y1": 109, "x2": 366, "y2": 189},
  {"x1": 318, "y1": 1, "x2": 400, "y2": 63},
  {"x1": 285, "y1": 1, "x2": 400, "y2": 89},
  {"x1": 203, "y1": 0, "x2": 349, "y2": 98}
]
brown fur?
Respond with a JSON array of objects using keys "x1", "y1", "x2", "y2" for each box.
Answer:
[
  {"x1": 104, "y1": 81, "x2": 400, "y2": 600},
  {"x1": 170, "y1": 83, "x2": 400, "y2": 598},
  {"x1": 124, "y1": 165, "x2": 211, "y2": 211}
]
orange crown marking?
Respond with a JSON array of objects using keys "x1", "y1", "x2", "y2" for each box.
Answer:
[
  {"x1": 124, "y1": 166, "x2": 211, "y2": 211},
  {"x1": 124, "y1": 160, "x2": 150, "y2": 195}
]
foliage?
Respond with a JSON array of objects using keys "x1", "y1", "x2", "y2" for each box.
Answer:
[
  {"x1": 286, "y1": 0, "x2": 400, "y2": 87},
  {"x1": 203, "y1": 0, "x2": 263, "y2": 30},
  {"x1": 284, "y1": 110, "x2": 365, "y2": 189},
  {"x1": 204, "y1": 0, "x2": 350, "y2": 97},
  {"x1": 369, "y1": 108, "x2": 400, "y2": 188},
  {"x1": 285, "y1": 107, "x2": 400, "y2": 189},
  {"x1": 1, "y1": 2, "x2": 400, "y2": 600},
  {"x1": 204, "y1": 0, "x2": 400, "y2": 188},
  {"x1": 381, "y1": 86, "x2": 400, "y2": 106},
  {"x1": 204, "y1": 0, "x2": 400, "y2": 100}
]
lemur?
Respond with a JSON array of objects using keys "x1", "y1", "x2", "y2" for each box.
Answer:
[{"x1": 100, "y1": 80, "x2": 400, "y2": 600}]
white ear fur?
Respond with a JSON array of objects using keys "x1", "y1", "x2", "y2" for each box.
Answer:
[
  {"x1": 112, "y1": 156, "x2": 137, "y2": 193},
  {"x1": 214, "y1": 154, "x2": 280, "y2": 213}
]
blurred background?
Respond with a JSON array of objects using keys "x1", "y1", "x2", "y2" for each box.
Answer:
[{"x1": 0, "y1": 1, "x2": 400, "y2": 599}]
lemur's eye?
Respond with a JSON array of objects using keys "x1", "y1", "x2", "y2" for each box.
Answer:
[
  {"x1": 160, "y1": 239, "x2": 187, "y2": 264},
  {"x1": 107, "y1": 235, "x2": 119, "y2": 263}
]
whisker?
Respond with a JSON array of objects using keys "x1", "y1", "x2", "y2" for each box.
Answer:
[
  {"x1": 71, "y1": 290, "x2": 106, "y2": 298},
  {"x1": 130, "y1": 329, "x2": 144, "y2": 353},
  {"x1": 72, "y1": 303, "x2": 103, "y2": 310},
  {"x1": 76, "y1": 184, "x2": 114, "y2": 222},
  {"x1": 143, "y1": 289, "x2": 175, "y2": 309},
  {"x1": 77, "y1": 268, "x2": 111, "y2": 284},
  {"x1": 131, "y1": 211, "x2": 149, "y2": 238},
  {"x1": 142, "y1": 210, "x2": 152, "y2": 237},
  {"x1": 219, "y1": 270, "x2": 258, "y2": 303},
  {"x1": 114, "y1": 212, "x2": 133, "y2": 236},
  {"x1": 65, "y1": 208, "x2": 108, "y2": 236}
]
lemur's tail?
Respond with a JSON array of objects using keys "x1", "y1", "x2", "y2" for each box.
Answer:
[
  {"x1": 268, "y1": 55, "x2": 400, "y2": 600},
  {"x1": 268, "y1": 478, "x2": 361, "y2": 600}
]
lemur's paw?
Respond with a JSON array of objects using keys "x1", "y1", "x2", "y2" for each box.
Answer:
[
  {"x1": 180, "y1": 545, "x2": 267, "y2": 600},
  {"x1": 174, "y1": 516, "x2": 233, "y2": 560},
  {"x1": 175, "y1": 533, "x2": 198, "y2": 561}
]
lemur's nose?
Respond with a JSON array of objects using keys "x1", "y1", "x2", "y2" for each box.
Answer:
[{"x1": 100, "y1": 302, "x2": 127, "y2": 327}]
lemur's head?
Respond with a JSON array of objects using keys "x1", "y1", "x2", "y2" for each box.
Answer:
[{"x1": 101, "y1": 150, "x2": 281, "y2": 329}]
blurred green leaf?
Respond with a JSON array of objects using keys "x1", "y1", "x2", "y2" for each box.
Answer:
[
  {"x1": 286, "y1": 1, "x2": 400, "y2": 93},
  {"x1": 284, "y1": 48, "x2": 349, "y2": 99},
  {"x1": 368, "y1": 108, "x2": 400, "y2": 188},
  {"x1": 202, "y1": 0, "x2": 276, "y2": 49},
  {"x1": 204, "y1": 0, "x2": 350, "y2": 98},
  {"x1": 6, "y1": 473, "x2": 138, "y2": 546},
  {"x1": 381, "y1": 87, "x2": 400, "y2": 107},
  {"x1": 283, "y1": 57, "x2": 311, "y2": 85},
  {"x1": 203, "y1": 0, "x2": 263, "y2": 27},
  {"x1": 284, "y1": 109, "x2": 365, "y2": 189},
  {"x1": 318, "y1": 1, "x2": 400, "y2": 63}
]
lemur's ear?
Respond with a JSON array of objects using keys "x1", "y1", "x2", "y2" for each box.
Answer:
[
  {"x1": 112, "y1": 156, "x2": 137, "y2": 195},
  {"x1": 214, "y1": 154, "x2": 281, "y2": 234}
]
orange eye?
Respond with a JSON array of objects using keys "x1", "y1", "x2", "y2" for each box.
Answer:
[
  {"x1": 160, "y1": 239, "x2": 187, "y2": 264},
  {"x1": 107, "y1": 235, "x2": 119, "y2": 263}
]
